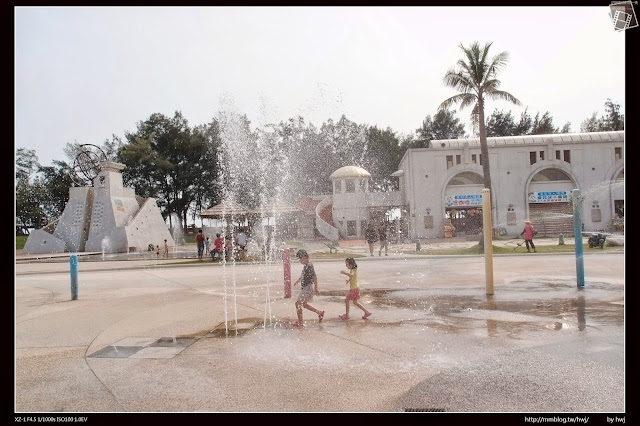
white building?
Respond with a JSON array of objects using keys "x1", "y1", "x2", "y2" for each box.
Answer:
[{"x1": 322, "y1": 131, "x2": 624, "y2": 241}]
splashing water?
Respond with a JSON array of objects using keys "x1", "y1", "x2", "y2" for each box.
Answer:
[
  {"x1": 101, "y1": 236, "x2": 110, "y2": 259},
  {"x1": 170, "y1": 213, "x2": 184, "y2": 249},
  {"x1": 214, "y1": 96, "x2": 300, "y2": 335}
]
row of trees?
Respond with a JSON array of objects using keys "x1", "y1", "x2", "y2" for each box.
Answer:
[{"x1": 16, "y1": 41, "x2": 624, "y2": 235}]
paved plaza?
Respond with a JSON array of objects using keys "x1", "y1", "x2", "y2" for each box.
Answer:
[{"x1": 14, "y1": 239, "x2": 626, "y2": 422}]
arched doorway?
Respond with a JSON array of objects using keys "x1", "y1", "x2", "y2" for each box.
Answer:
[
  {"x1": 527, "y1": 168, "x2": 575, "y2": 236},
  {"x1": 444, "y1": 171, "x2": 484, "y2": 235}
]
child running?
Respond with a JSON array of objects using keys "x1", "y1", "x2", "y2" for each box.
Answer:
[
  {"x1": 292, "y1": 249, "x2": 324, "y2": 327},
  {"x1": 339, "y1": 257, "x2": 372, "y2": 320}
]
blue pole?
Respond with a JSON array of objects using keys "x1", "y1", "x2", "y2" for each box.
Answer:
[
  {"x1": 70, "y1": 254, "x2": 78, "y2": 300},
  {"x1": 572, "y1": 189, "x2": 585, "y2": 288}
]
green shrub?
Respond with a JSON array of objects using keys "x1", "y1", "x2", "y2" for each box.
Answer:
[{"x1": 16, "y1": 235, "x2": 27, "y2": 250}]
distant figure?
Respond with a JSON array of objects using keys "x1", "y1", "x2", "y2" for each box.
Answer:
[
  {"x1": 264, "y1": 231, "x2": 273, "y2": 260},
  {"x1": 292, "y1": 249, "x2": 324, "y2": 327},
  {"x1": 156, "y1": 245, "x2": 161, "y2": 259},
  {"x1": 163, "y1": 239, "x2": 169, "y2": 258},
  {"x1": 378, "y1": 225, "x2": 389, "y2": 256},
  {"x1": 237, "y1": 229, "x2": 248, "y2": 261},
  {"x1": 237, "y1": 229, "x2": 247, "y2": 251},
  {"x1": 339, "y1": 257, "x2": 372, "y2": 320},
  {"x1": 204, "y1": 236, "x2": 211, "y2": 256},
  {"x1": 224, "y1": 233, "x2": 234, "y2": 261},
  {"x1": 365, "y1": 224, "x2": 377, "y2": 256},
  {"x1": 212, "y1": 233, "x2": 223, "y2": 261},
  {"x1": 520, "y1": 219, "x2": 537, "y2": 253},
  {"x1": 196, "y1": 229, "x2": 205, "y2": 260}
]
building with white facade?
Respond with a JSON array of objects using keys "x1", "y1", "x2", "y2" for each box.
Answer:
[{"x1": 321, "y1": 131, "x2": 624, "y2": 241}]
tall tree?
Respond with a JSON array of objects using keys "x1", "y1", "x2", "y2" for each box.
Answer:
[
  {"x1": 416, "y1": 109, "x2": 467, "y2": 146},
  {"x1": 602, "y1": 98, "x2": 624, "y2": 131},
  {"x1": 401, "y1": 109, "x2": 466, "y2": 150},
  {"x1": 559, "y1": 122, "x2": 571, "y2": 133},
  {"x1": 15, "y1": 148, "x2": 43, "y2": 233},
  {"x1": 119, "y1": 111, "x2": 210, "y2": 230},
  {"x1": 530, "y1": 111, "x2": 558, "y2": 135},
  {"x1": 439, "y1": 41, "x2": 521, "y2": 207},
  {"x1": 363, "y1": 126, "x2": 402, "y2": 191},
  {"x1": 514, "y1": 108, "x2": 533, "y2": 135},
  {"x1": 486, "y1": 109, "x2": 517, "y2": 137},
  {"x1": 38, "y1": 160, "x2": 74, "y2": 221},
  {"x1": 429, "y1": 108, "x2": 467, "y2": 141},
  {"x1": 15, "y1": 148, "x2": 72, "y2": 232},
  {"x1": 580, "y1": 99, "x2": 624, "y2": 132}
]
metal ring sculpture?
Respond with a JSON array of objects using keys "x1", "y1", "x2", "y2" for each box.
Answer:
[{"x1": 71, "y1": 144, "x2": 108, "y2": 186}]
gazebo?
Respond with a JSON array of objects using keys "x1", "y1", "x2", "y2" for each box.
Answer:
[
  {"x1": 200, "y1": 199, "x2": 314, "y2": 240},
  {"x1": 199, "y1": 200, "x2": 256, "y2": 228}
]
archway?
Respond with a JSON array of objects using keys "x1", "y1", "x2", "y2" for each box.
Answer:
[{"x1": 443, "y1": 171, "x2": 484, "y2": 235}]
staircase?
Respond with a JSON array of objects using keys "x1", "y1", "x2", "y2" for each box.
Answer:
[
  {"x1": 530, "y1": 203, "x2": 574, "y2": 237},
  {"x1": 319, "y1": 203, "x2": 334, "y2": 226},
  {"x1": 315, "y1": 196, "x2": 339, "y2": 241}
]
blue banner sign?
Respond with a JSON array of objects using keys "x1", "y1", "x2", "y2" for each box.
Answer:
[
  {"x1": 528, "y1": 191, "x2": 570, "y2": 203},
  {"x1": 445, "y1": 194, "x2": 483, "y2": 207}
]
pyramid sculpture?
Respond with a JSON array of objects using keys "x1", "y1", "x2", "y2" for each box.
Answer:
[{"x1": 22, "y1": 161, "x2": 174, "y2": 254}]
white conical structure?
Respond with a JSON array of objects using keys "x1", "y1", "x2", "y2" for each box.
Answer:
[{"x1": 23, "y1": 161, "x2": 174, "y2": 254}]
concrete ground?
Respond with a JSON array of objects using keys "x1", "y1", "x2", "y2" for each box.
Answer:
[{"x1": 14, "y1": 237, "x2": 626, "y2": 422}]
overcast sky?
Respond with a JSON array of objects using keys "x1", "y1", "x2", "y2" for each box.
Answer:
[{"x1": 15, "y1": 6, "x2": 626, "y2": 167}]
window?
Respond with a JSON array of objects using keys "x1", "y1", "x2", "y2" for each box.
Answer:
[
  {"x1": 563, "y1": 150, "x2": 571, "y2": 163},
  {"x1": 615, "y1": 147, "x2": 622, "y2": 161},
  {"x1": 456, "y1": 155, "x2": 461, "y2": 165},
  {"x1": 358, "y1": 179, "x2": 366, "y2": 192},
  {"x1": 471, "y1": 154, "x2": 477, "y2": 164},
  {"x1": 530, "y1": 152, "x2": 537, "y2": 165},
  {"x1": 345, "y1": 180, "x2": 355, "y2": 193},
  {"x1": 334, "y1": 180, "x2": 341, "y2": 194},
  {"x1": 539, "y1": 151, "x2": 545, "y2": 161},
  {"x1": 555, "y1": 150, "x2": 561, "y2": 160},
  {"x1": 446, "y1": 155, "x2": 454, "y2": 169}
]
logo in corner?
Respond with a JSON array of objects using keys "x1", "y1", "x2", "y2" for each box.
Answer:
[{"x1": 610, "y1": 1, "x2": 638, "y2": 31}]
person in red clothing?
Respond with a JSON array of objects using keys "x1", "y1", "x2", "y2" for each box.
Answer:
[
  {"x1": 520, "y1": 219, "x2": 537, "y2": 253},
  {"x1": 211, "y1": 233, "x2": 224, "y2": 261}
]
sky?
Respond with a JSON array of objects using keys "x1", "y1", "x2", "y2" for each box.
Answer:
[{"x1": 15, "y1": 6, "x2": 627, "y2": 167}]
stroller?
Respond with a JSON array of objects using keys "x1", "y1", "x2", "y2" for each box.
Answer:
[{"x1": 587, "y1": 233, "x2": 607, "y2": 249}]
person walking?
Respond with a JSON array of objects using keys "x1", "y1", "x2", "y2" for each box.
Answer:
[
  {"x1": 339, "y1": 257, "x2": 372, "y2": 320},
  {"x1": 365, "y1": 224, "x2": 377, "y2": 256},
  {"x1": 292, "y1": 249, "x2": 324, "y2": 327},
  {"x1": 378, "y1": 224, "x2": 389, "y2": 256},
  {"x1": 196, "y1": 229, "x2": 205, "y2": 260},
  {"x1": 520, "y1": 219, "x2": 537, "y2": 253},
  {"x1": 163, "y1": 239, "x2": 169, "y2": 258}
]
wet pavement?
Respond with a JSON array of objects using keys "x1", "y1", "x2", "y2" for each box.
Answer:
[{"x1": 14, "y1": 239, "x2": 626, "y2": 421}]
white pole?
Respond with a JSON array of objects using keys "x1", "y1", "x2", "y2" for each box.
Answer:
[{"x1": 482, "y1": 189, "x2": 494, "y2": 295}]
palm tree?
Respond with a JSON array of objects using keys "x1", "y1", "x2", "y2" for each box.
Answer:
[{"x1": 439, "y1": 41, "x2": 521, "y2": 210}]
